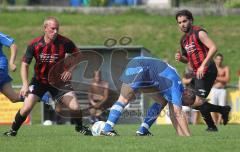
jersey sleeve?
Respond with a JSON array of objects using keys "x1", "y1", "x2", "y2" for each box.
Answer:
[
  {"x1": 0, "y1": 32, "x2": 14, "y2": 48},
  {"x1": 196, "y1": 28, "x2": 208, "y2": 41},
  {"x1": 65, "y1": 39, "x2": 78, "y2": 54},
  {"x1": 22, "y1": 44, "x2": 34, "y2": 64}
]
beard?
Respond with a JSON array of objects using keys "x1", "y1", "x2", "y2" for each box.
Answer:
[{"x1": 181, "y1": 26, "x2": 190, "y2": 33}]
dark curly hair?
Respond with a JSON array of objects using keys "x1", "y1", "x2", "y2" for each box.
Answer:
[{"x1": 175, "y1": 9, "x2": 194, "y2": 21}]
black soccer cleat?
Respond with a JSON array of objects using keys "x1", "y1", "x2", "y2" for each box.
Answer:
[
  {"x1": 100, "y1": 130, "x2": 118, "y2": 136},
  {"x1": 222, "y1": 106, "x2": 231, "y2": 125},
  {"x1": 75, "y1": 125, "x2": 92, "y2": 136},
  {"x1": 3, "y1": 130, "x2": 17, "y2": 137},
  {"x1": 136, "y1": 130, "x2": 153, "y2": 136},
  {"x1": 206, "y1": 126, "x2": 218, "y2": 132}
]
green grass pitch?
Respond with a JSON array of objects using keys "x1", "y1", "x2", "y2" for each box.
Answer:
[{"x1": 1, "y1": 124, "x2": 240, "y2": 152}]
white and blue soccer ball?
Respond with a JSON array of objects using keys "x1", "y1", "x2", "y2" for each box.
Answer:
[{"x1": 91, "y1": 121, "x2": 106, "y2": 136}]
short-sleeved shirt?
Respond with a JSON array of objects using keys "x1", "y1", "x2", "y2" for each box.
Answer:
[
  {"x1": 120, "y1": 56, "x2": 184, "y2": 107},
  {"x1": 0, "y1": 32, "x2": 14, "y2": 69},
  {"x1": 22, "y1": 34, "x2": 78, "y2": 84}
]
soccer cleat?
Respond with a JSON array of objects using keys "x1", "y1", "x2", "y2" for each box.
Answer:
[
  {"x1": 222, "y1": 106, "x2": 231, "y2": 125},
  {"x1": 3, "y1": 130, "x2": 17, "y2": 137},
  {"x1": 206, "y1": 126, "x2": 218, "y2": 132},
  {"x1": 75, "y1": 125, "x2": 92, "y2": 136},
  {"x1": 136, "y1": 130, "x2": 153, "y2": 136},
  {"x1": 100, "y1": 130, "x2": 118, "y2": 136}
]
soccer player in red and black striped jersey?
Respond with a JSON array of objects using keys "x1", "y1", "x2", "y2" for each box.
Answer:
[
  {"x1": 4, "y1": 17, "x2": 92, "y2": 136},
  {"x1": 175, "y1": 10, "x2": 231, "y2": 132}
]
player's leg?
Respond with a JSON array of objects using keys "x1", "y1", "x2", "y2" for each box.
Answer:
[
  {"x1": 182, "y1": 106, "x2": 191, "y2": 124},
  {"x1": 209, "y1": 88, "x2": 219, "y2": 125},
  {"x1": 3, "y1": 94, "x2": 39, "y2": 136},
  {"x1": 89, "y1": 107, "x2": 97, "y2": 124},
  {"x1": 193, "y1": 73, "x2": 230, "y2": 130},
  {"x1": 217, "y1": 89, "x2": 227, "y2": 124},
  {"x1": 101, "y1": 83, "x2": 135, "y2": 136},
  {"x1": 3, "y1": 79, "x2": 46, "y2": 136},
  {"x1": 60, "y1": 91, "x2": 92, "y2": 135},
  {"x1": 191, "y1": 110, "x2": 200, "y2": 125},
  {"x1": 0, "y1": 69, "x2": 23, "y2": 102},
  {"x1": 194, "y1": 95, "x2": 218, "y2": 131},
  {"x1": 1, "y1": 82, "x2": 23, "y2": 103},
  {"x1": 136, "y1": 94, "x2": 167, "y2": 136},
  {"x1": 192, "y1": 70, "x2": 219, "y2": 131}
]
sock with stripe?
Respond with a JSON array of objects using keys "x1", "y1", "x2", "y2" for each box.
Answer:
[
  {"x1": 103, "y1": 101, "x2": 126, "y2": 132},
  {"x1": 138, "y1": 102, "x2": 162, "y2": 134}
]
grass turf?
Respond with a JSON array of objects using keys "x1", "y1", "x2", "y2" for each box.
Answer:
[{"x1": 0, "y1": 124, "x2": 240, "y2": 152}]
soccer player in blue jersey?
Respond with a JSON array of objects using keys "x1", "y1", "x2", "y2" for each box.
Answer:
[
  {"x1": 101, "y1": 56, "x2": 191, "y2": 136},
  {"x1": 0, "y1": 32, "x2": 22, "y2": 102}
]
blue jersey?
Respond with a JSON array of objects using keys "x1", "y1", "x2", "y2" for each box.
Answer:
[
  {"x1": 0, "y1": 32, "x2": 14, "y2": 69},
  {"x1": 0, "y1": 32, "x2": 14, "y2": 90},
  {"x1": 120, "y1": 56, "x2": 184, "y2": 107}
]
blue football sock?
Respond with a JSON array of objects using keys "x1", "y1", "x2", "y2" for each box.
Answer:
[
  {"x1": 138, "y1": 102, "x2": 163, "y2": 134},
  {"x1": 103, "y1": 101, "x2": 126, "y2": 132}
]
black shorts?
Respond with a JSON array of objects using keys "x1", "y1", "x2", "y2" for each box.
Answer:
[
  {"x1": 29, "y1": 78, "x2": 66, "y2": 102},
  {"x1": 190, "y1": 61, "x2": 217, "y2": 98}
]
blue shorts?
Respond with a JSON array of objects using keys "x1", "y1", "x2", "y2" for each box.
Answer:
[
  {"x1": 120, "y1": 60, "x2": 183, "y2": 107},
  {"x1": 0, "y1": 68, "x2": 12, "y2": 91}
]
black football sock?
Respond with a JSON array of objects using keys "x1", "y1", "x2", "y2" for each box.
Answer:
[
  {"x1": 11, "y1": 110, "x2": 27, "y2": 132},
  {"x1": 70, "y1": 110, "x2": 83, "y2": 128},
  {"x1": 195, "y1": 103, "x2": 216, "y2": 128},
  {"x1": 203, "y1": 102, "x2": 224, "y2": 114}
]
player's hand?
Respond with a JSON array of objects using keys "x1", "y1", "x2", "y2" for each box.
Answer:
[
  {"x1": 9, "y1": 63, "x2": 17, "y2": 72},
  {"x1": 20, "y1": 85, "x2": 29, "y2": 97},
  {"x1": 196, "y1": 65, "x2": 205, "y2": 79},
  {"x1": 61, "y1": 71, "x2": 72, "y2": 82},
  {"x1": 175, "y1": 50, "x2": 182, "y2": 61}
]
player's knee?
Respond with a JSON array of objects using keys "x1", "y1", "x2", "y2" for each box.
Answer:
[
  {"x1": 8, "y1": 98, "x2": 18, "y2": 103},
  {"x1": 69, "y1": 102, "x2": 80, "y2": 111},
  {"x1": 89, "y1": 108, "x2": 96, "y2": 115},
  {"x1": 20, "y1": 107, "x2": 31, "y2": 116},
  {"x1": 8, "y1": 96, "x2": 20, "y2": 103}
]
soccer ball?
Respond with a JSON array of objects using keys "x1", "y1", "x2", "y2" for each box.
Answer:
[
  {"x1": 43, "y1": 120, "x2": 53, "y2": 126},
  {"x1": 91, "y1": 121, "x2": 106, "y2": 136}
]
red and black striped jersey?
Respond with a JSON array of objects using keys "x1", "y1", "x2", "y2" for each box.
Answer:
[
  {"x1": 22, "y1": 34, "x2": 78, "y2": 84},
  {"x1": 180, "y1": 26, "x2": 210, "y2": 74}
]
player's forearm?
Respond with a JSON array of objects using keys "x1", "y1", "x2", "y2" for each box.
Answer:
[
  {"x1": 216, "y1": 76, "x2": 230, "y2": 83},
  {"x1": 64, "y1": 51, "x2": 82, "y2": 72},
  {"x1": 21, "y1": 62, "x2": 29, "y2": 86},
  {"x1": 175, "y1": 113, "x2": 191, "y2": 136},
  {"x1": 179, "y1": 56, "x2": 188, "y2": 64},
  {"x1": 101, "y1": 90, "x2": 109, "y2": 102},
  {"x1": 182, "y1": 78, "x2": 192, "y2": 85},
  {"x1": 168, "y1": 104, "x2": 182, "y2": 135},
  {"x1": 201, "y1": 46, "x2": 217, "y2": 68},
  {"x1": 9, "y1": 43, "x2": 17, "y2": 64}
]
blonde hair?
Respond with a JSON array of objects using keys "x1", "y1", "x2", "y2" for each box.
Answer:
[{"x1": 43, "y1": 17, "x2": 59, "y2": 28}]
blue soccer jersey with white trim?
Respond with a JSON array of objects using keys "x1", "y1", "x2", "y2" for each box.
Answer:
[
  {"x1": 0, "y1": 32, "x2": 14, "y2": 69},
  {"x1": 120, "y1": 56, "x2": 184, "y2": 106}
]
